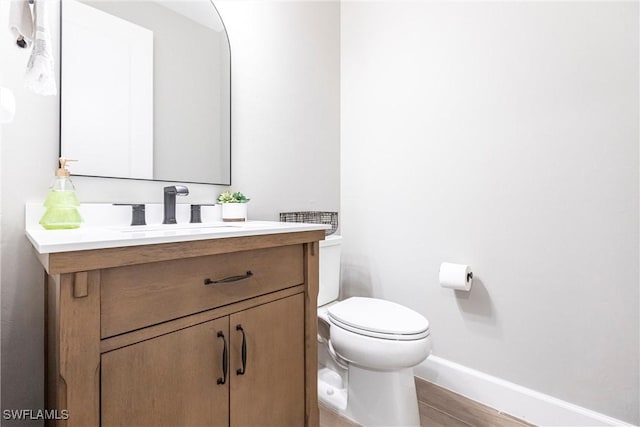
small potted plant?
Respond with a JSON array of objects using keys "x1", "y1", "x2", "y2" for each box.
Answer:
[{"x1": 218, "y1": 191, "x2": 250, "y2": 222}]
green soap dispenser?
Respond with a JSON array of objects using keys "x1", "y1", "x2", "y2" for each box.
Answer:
[{"x1": 39, "y1": 158, "x2": 83, "y2": 230}]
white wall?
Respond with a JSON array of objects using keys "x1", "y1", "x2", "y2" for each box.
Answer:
[
  {"x1": 0, "y1": 0, "x2": 340, "y2": 420},
  {"x1": 341, "y1": 1, "x2": 638, "y2": 424},
  {"x1": 0, "y1": 72, "x2": 4, "y2": 415},
  {"x1": 0, "y1": 1, "x2": 59, "y2": 416},
  {"x1": 215, "y1": 1, "x2": 340, "y2": 220}
]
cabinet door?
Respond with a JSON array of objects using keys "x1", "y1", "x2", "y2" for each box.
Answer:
[
  {"x1": 102, "y1": 317, "x2": 230, "y2": 427},
  {"x1": 230, "y1": 294, "x2": 305, "y2": 427}
]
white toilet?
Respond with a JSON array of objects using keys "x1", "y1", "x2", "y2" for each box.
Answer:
[{"x1": 318, "y1": 235, "x2": 432, "y2": 427}]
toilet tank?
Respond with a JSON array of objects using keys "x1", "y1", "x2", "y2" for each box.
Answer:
[{"x1": 318, "y1": 235, "x2": 342, "y2": 307}]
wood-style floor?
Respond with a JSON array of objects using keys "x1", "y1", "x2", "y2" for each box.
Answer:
[
  {"x1": 319, "y1": 377, "x2": 535, "y2": 427},
  {"x1": 319, "y1": 404, "x2": 361, "y2": 427}
]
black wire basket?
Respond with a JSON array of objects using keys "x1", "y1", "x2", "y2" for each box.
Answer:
[{"x1": 279, "y1": 211, "x2": 338, "y2": 236}]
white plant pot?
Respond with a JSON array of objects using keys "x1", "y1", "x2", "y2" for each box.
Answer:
[{"x1": 221, "y1": 203, "x2": 248, "y2": 222}]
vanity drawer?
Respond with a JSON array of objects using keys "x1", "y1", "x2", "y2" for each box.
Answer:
[{"x1": 100, "y1": 244, "x2": 304, "y2": 338}]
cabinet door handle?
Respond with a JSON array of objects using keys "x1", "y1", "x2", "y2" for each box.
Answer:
[
  {"x1": 204, "y1": 271, "x2": 253, "y2": 285},
  {"x1": 216, "y1": 331, "x2": 228, "y2": 385},
  {"x1": 236, "y1": 324, "x2": 247, "y2": 375}
]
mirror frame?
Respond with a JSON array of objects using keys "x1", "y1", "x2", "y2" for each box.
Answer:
[{"x1": 58, "y1": 0, "x2": 232, "y2": 185}]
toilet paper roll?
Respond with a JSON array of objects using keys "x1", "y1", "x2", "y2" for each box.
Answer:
[{"x1": 439, "y1": 262, "x2": 473, "y2": 291}]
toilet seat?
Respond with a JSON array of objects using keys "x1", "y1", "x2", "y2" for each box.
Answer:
[{"x1": 328, "y1": 297, "x2": 430, "y2": 341}]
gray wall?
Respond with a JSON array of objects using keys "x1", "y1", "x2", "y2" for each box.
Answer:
[
  {"x1": 215, "y1": 1, "x2": 341, "y2": 220},
  {"x1": 341, "y1": 1, "x2": 638, "y2": 423},
  {"x1": 0, "y1": 1, "x2": 340, "y2": 421}
]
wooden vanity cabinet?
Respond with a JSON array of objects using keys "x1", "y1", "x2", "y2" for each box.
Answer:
[
  {"x1": 40, "y1": 231, "x2": 323, "y2": 427},
  {"x1": 102, "y1": 294, "x2": 304, "y2": 427},
  {"x1": 102, "y1": 316, "x2": 231, "y2": 427}
]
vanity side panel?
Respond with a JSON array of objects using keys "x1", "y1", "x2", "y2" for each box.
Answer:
[
  {"x1": 45, "y1": 274, "x2": 61, "y2": 426},
  {"x1": 57, "y1": 271, "x2": 101, "y2": 427},
  {"x1": 304, "y1": 242, "x2": 320, "y2": 427}
]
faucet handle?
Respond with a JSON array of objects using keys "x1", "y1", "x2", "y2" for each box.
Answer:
[
  {"x1": 190, "y1": 205, "x2": 202, "y2": 223},
  {"x1": 113, "y1": 203, "x2": 146, "y2": 226},
  {"x1": 130, "y1": 204, "x2": 146, "y2": 226},
  {"x1": 190, "y1": 203, "x2": 216, "y2": 223}
]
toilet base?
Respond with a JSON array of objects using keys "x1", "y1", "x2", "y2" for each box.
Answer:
[
  {"x1": 318, "y1": 341, "x2": 422, "y2": 426},
  {"x1": 318, "y1": 367, "x2": 348, "y2": 412},
  {"x1": 344, "y1": 366, "x2": 420, "y2": 427}
]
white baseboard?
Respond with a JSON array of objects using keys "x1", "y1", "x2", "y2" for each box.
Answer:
[{"x1": 414, "y1": 355, "x2": 636, "y2": 427}]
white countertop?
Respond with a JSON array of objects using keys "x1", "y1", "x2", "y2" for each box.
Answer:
[{"x1": 25, "y1": 203, "x2": 329, "y2": 254}]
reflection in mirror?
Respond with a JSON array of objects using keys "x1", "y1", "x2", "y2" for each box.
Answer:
[{"x1": 61, "y1": 0, "x2": 231, "y2": 184}]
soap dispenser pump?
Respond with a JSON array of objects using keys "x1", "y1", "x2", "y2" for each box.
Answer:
[{"x1": 39, "y1": 158, "x2": 83, "y2": 230}]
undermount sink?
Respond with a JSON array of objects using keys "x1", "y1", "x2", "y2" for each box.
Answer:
[{"x1": 113, "y1": 222, "x2": 241, "y2": 233}]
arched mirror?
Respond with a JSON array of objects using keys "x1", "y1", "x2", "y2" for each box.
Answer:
[{"x1": 60, "y1": 0, "x2": 231, "y2": 185}]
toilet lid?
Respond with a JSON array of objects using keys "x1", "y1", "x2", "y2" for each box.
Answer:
[{"x1": 328, "y1": 297, "x2": 430, "y2": 340}]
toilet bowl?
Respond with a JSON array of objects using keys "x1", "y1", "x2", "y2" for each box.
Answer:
[{"x1": 318, "y1": 236, "x2": 432, "y2": 426}]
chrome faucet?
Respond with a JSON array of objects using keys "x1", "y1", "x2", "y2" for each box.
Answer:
[{"x1": 163, "y1": 185, "x2": 189, "y2": 224}]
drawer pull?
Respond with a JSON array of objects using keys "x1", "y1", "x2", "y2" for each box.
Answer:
[
  {"x1": 216, "y1": 331, "x2": 228, "y2": 385},
  {"x1": 204, "y1": 271, "x2": 254, "y2": 285},
  {"x1": 236, "y1": 324, "x2": 247, "y2": 376}
]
